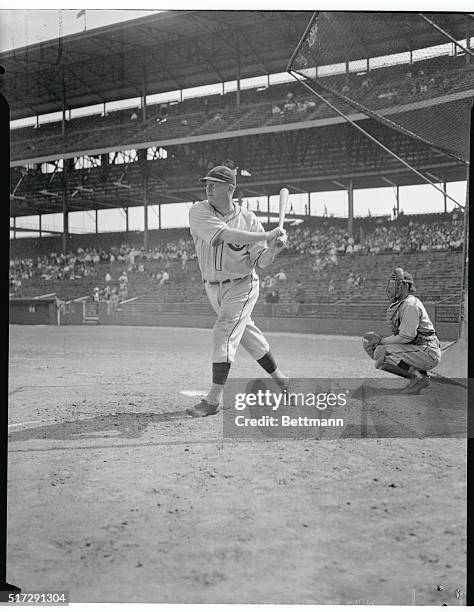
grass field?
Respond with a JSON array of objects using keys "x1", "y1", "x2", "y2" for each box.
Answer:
[{"x1": 7, "y1": 324, "x2": 466, "y2": 604}]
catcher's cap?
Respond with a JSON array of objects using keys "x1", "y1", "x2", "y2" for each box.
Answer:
[
  {"x1": 199, "y1": 165, "x2": 236, "y2": 186},
  {"x1": 390, "y1": 267, "x2": 416, "y2": 292}
]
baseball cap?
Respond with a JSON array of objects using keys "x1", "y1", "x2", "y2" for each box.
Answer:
[{"x1": 199, "y1": 165, "x2": 236, "y2": 186}]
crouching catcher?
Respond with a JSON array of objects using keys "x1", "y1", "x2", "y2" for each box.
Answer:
[{"x1": 362, "y1": 268, "x2": 441, "y2": 395}]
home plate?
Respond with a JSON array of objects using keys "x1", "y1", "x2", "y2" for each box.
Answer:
[{"x1": 180, "y1": 390, "x2": 206, "y2": 397}]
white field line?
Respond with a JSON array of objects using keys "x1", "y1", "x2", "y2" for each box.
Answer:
[{"x1": 9, "y1": 419, "x2": 49, "y2": 428}]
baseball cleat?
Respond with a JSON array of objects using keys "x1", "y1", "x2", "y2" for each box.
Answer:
[
  {"x1": 400, "y1": 374, "x2": 430, "y2": 395},
  {"x1": 276, "y1": 376, "x2": 290, "y2": 393},
  {"x1": 186, "y1": 399, "x2": 220, "y2": 418}
]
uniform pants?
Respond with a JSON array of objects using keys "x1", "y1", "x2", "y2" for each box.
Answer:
[
  {"x1": 205, "y1": 274, "x2": 269, "y2": 363},
  {"x1": 376, "y1": 340, "x2": 441, "y2": 371}
]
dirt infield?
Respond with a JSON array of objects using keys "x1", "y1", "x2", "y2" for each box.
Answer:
[{"x1": 7, "y1": 325, "x2": 466, "y2": 604}]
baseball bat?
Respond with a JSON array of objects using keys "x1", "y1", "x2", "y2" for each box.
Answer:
[
  {"x1": 278, "y1": 187, "x2": 289, "y2": 230},
  {"x1": 276, "y1": 187, "x2": 289, "y2": 246}
]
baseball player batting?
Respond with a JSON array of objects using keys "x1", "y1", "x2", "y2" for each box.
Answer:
[
  {"x1": 187, "y1": 165, "x2": 289, "y2": 418},
  {"x1": 362, "y1": 267, "x2": 442, "y2": 394}
]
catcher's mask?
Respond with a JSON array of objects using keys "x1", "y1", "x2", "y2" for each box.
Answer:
[{"x1": 386, "y1": 267, "x2": 416, "y2": 302}]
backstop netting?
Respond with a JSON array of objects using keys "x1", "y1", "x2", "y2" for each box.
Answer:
[
  {"x1": 288, "y1": 11, "x2": 471, "y2": 341},
  {"x1": 288, "y1": 12, "x2": 473, "y2": 163}
]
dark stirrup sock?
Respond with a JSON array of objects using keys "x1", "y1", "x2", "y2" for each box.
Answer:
[
  {"x1": 397, "y1": 360, "x2": 411, "y2": 371},
  {"x1": 257, "y1": 351, "x2": 277, "y2": 375},
  {"x1": 212, "y1": 362, "x2": 231, "y2": 385}
]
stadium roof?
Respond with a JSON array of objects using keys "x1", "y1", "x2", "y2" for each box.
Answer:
[
  {"x1": 0, "y1": 10, "x2": 312, "y2": 121},
  {"x1": 1, "y1": 11, "x2": 471, "y2": 121}
]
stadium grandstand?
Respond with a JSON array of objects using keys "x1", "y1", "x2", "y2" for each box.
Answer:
[{"x1": 5, "y1": 10, "x2": 470, "y2": 338}]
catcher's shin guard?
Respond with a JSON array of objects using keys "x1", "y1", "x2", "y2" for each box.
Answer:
[{"x1": 378, "y1": 360, "x2": 412, "y2": 380}]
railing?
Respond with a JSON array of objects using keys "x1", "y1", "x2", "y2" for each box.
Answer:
[{"x1": 118, "y1": 299, "x2": 461, "y2": 323}]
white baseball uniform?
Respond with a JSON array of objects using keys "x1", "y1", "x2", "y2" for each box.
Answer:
[{"x1": 189, "y1": 200, "x2": 270, "y2": 363}]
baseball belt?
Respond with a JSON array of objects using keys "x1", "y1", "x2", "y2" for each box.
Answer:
[{"x1": 204, "y1": 274, "x2": 250, "y2": 286}]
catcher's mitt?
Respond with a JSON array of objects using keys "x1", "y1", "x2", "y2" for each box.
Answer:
[{"x1": 362, "y1": 331, "x2": 382, "y2": 359}]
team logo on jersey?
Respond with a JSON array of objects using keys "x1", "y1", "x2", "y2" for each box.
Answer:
[{"x1": 228, "y1": 243, "x2": 246, "y2": 252}]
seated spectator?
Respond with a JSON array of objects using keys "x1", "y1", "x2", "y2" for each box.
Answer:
[
  {"x1": 182, "y1": 250, "x2": 188, "y2": 270},
  {"x1": 156, "y1": 104, "x2": 168, "y2": 124},
  {"x1": 160, "y1": 270, "x2": 169, "y2": 286},
  {"x1": 130, "y1": 112, "x2": 138, "y2": 121},
  {"x1": 105, "y1": 272, "x2": 112, "y2": 283},
  {"x1": 303, "y1": 99, "x2": 317, "y2": 111},
  {"x1": 328, "y1": 279, "x2": 335, "y2": 294},
  {"x1": 274, "y1": 269, "x2": 287, "y2": 283},
  {"x1": 13, "y1": 277, "x2": 22, "y2": 294},
  {"x1": 283, "y1": 92, "x2": 297, "y2": 112},
  {"x1": 312, "y1": 256, "x2": 322, "y2": 272}
]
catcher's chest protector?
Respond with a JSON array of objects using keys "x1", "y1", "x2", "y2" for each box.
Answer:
[{"x1": 386, "y1": 297, "x2": 407, "y2": 334}]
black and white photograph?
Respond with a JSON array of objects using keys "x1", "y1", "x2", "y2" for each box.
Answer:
[{"x1": 3, "y1": 4, "x2": 471, "y2": 606}]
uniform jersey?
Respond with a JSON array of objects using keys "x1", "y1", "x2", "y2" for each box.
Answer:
[
  {"x1": 189, "y1": 200, "x2": 268, "y2": 282},
  {"x1": 386, "y1": 294, "x2": 436, "y2": 341}
]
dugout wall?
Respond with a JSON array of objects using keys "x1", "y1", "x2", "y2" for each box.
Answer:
[{"x1": 9, "y1": 297, "x2": 58, "y2": 325}]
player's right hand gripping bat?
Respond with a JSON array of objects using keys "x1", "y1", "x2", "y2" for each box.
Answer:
[{"x1": 276, "y1": 187, "x2": 289, "y2": 247}]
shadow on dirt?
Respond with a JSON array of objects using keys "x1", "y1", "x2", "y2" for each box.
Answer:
[
  {"x1": 350, "y1": 384, "x2": 406, "y2": 400},
  {"x1": 9, "y1": 410, "x2": 191, "y2": 442}
]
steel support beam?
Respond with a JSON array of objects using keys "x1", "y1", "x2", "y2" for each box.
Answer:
[
  {"x1": 139, "y1": 147, "x2": 149, "y2": 250},
  {"x1": 62, "y1": 192, "x2": 68, "y2": 254},
  {"x1": 62, "y1": 159, "x2": 72, "y2": 254},
  {"x1": 142, "y1": 55, "x2": 148, "y2": 123},
  {"x1": 236, "y1": 34, "x2": 241, "y2": 109},
  {"x1": 467, "y1": 15, "x2": 472, "y2": 65},
  {"x1": 39, "y1": 214, "x2": 42, "y2": 238},
  {"x1": 267, "y1": 194, "x2": 270, "y2": 224},
  {"x1": 61, "y1": 74, "x2": 67, "y2": 137},
  {"x1": 347, "y1": 180, "x2": 354, "y2": 236},
  {"x1": 143, "y1": 177, "x2": 149, "y2": 250}
]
